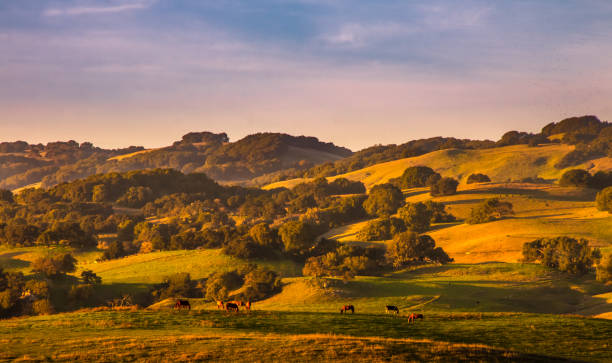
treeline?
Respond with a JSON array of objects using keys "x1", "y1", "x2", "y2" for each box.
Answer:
[
  {"x1": 0, "y1": 132, "x2": 352, "y2": 190},
  {"x1": 0, "y1": 141, "x2": 143, "y2": 190},
  {"x1": 521, "y1": 236, "x2": 612, "y2": 283}
]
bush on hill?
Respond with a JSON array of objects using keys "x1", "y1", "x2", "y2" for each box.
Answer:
[
  {"x1": 559, "y1": 169, "x2": 612, "y2": 189},
  {"x1": 386, "y1": 232, "x2": 452, "y2": 269},
  {"x1": 559, "y1": 169, "x2": 592, "y2": 187},
  {"x1": 241, "y1": 267, "x2": 282, "y2": 301},
  {"x1": 278, "y1": 220, "x2": 318, "y2": 254},
  {"x1": 467, "y1": 173, "x2": 491, "y2": 184},
  {"x1": 31, "y1": 253, "x2": 77, "y2": 279},
  {"x1": 596, "y1": 187, "x2": 612, "y2": 213},
  {"x1": 596, "y1": 252, "x2": 612, "y2": 283},
  {"x1": 392, "y1": 166, "x2": 440, "y2": 189},
  {"x1": 397, "y1": 202, "x2": 432, "y2": 233},
  {"x1": 356, "y1": 217, "x2": 406, "y2": 241},
  {"x1": 151, "y1": 272, "x2": 202, "y2": 301},
  {"x1": 363, "y1": 183, "x2": 404, "y2": 217},
  {"x1": 303, "y1": 245, "x2": 388, "y2": 278},
  {"x1": 467, "y1": 198, "x2": 514, "y2": 224},
  {"x1": 522, "y1": 237, "x2": 601, "y2": 275},
  {"x1": 424, "y1": 200, "x2": 456, "y2": 223},
  {"x1": 430, "y1": 177, "x2": 459, "y2": 196},
  {"x1": 205, "y1": 270, "x2": 243, "y2": 301}
]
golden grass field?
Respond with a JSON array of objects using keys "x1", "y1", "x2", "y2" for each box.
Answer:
[{"x1": 264, "y1": 144, "x2": 612, "y2": 190}]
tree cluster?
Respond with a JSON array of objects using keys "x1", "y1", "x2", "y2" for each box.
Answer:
[{"x1": 522, "y1": 237, "x2": 601, "y2": 275}]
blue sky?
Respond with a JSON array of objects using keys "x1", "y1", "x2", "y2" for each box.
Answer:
[{"x1": 1, "y1": 0, "x2": 611, "y2": 150}]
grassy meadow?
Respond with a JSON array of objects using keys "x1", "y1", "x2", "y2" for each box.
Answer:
[{"x1": 1, "y1": 309, "x2": 610, "y2": 362}]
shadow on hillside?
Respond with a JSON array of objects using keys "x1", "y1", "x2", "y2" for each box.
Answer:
[
  {"x1": 459, "y1": 186, "x2": 597, "y2": 202},
  {"x1": 0, "y1": 253, "x2": 30, "y2": 269},
  {"x1": 428, "y1": 222, "x2": 462, "y2": 232}
]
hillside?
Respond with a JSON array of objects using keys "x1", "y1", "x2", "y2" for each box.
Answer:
[
  {"x1": 0, "y1": 132, "x2": 351, "y2": 191},
  {"x1": 264, "y1": 144, "x2": 612, "y2": 190},
  {"x1": 323, "y1": 182, "x2": 612, "y2": 263}
]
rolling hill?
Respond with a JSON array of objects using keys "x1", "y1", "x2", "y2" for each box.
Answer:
[{"x1": 264, "y1": 144, "x2": 612, "y2": 190}]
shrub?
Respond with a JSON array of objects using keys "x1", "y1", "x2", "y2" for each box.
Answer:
[
  {"x1": 522, "y1": 237, "x2": 601, "y2": 275},
  {"x1": 32, "y1": 299, "x2": 54, "y2": 315},
  {"x1": 394, "y1": 166, "x2": 440, "y2": 188},
  {"x1": 398, "y1": 202, "x2": 432, "y2": 232},
  {"x1": 31, "y1": 254, "x2": 77, "y2": 279},
  {"x1": 303, "y1": 245, "x2": 387, "y2": 278},
  {"x1": 430, "y1": 177, "x2": 458, "y2": 196},
  {"x1": 386, "y1": 232, "x2": 452, "y2": 268},
  {"x1": 356, "y1": 217, "x2": 406, "y2": 241},
  {"x1": 596, "y1": 252, "x2": 612, "y2": 283},
  {"x1": 466, "y1": 198, "x2": 514, "y2": 224},
  {"x1": 102, "y1": 241, "x2": 128, "y2": 260},
  {"x1": 466, "y1": 173, "x2": 491, "y2": 184},
  {"x1": 559, "y1": 169, "x2": 591, "y2": 187},
  {"x1": 151, "y1": 272, "x2": 201, "y2": 301},
  {"x1": 424, "y1": 201, "x2": 456, "y2": 223},
  {"x1": 205, "y1": 271, "x2": 243, "y2": 301},
  {"x1": 241, "y1": 267, "x2": 282, "y2": 301},
  {"x1": 596, "y1": 187, "x2": 612, "y2": 213},
  {"x1": 81, "y1": 270, "x2": 102, "y2": 285},
  {"x1": 278, "y1": 220, "x2": 317, "y2": 253},
  {"x1": 363, "y1": 183, "x2": 404, "y2": 217}
]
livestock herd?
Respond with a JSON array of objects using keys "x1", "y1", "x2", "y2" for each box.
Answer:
[{"x1": 174, "y1": 299, "x2": 423, "y2": 322}]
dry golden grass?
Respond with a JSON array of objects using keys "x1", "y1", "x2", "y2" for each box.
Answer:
[{"x1": 264, "y1": 144, "x2": 612, "y2": 190}]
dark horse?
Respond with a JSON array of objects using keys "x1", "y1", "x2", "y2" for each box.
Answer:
[
  {"x1": 340, "y1": 305, "x2": 354, "y2": 314},
  {"x1": 174, "y1": 300, "x2": 191, "y2": 310},
  {"x1": 408, "y1": 313, "x2": 424, "y2": 323},
  {"x1": 225, "y1": 302, "x2": 239, "y2": 312},
  {"x1": 385, "y1": 305, "x2": 399, "y2": 314}
]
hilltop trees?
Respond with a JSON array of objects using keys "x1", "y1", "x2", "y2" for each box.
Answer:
[
  {"x1": 363, "y1": 184, "x2": 404, "y2": 217},
  {"x1": 522, "y1": 237, "x2": 601, "y2": 275},
  {"x1": 393, "y1": 166, "x2": 440, "y2": 189},
  {"x1": 467, "y1": 198, "x2": 514, "y2": 224},
  {"x1": 596, "y1": 187, "x2": 612, "y2": 213},
  {"x1": 386, "y1": 232, "x2": 452, "y2": 269}
]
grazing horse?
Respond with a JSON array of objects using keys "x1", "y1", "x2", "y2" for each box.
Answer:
[
  {"x1": 225, "y1": 302, "x2": 239, "y2": 312},
  {"x1": 230, "y1": 300, "x2": 245, "y2": 307},
  {"x1": 385, "y1": 305, "x2": 399, "y2": 315},
  {"x1": 174, "y1": 300, "x2": 191, "y2": 310},
  {"x1": 216, "y1": 300, "x2": 225, "y2": 310},
  {"x1": 408, "y1": 313, "x2": 424, "y2": 323},
  {"x1": 340, "y1": 305, "x2": 354, "y2": 314}
]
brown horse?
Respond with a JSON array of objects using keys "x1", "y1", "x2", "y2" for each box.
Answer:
[
  {"x1": 340, "y1": 305, "x2": 354, "y2": 314},
  {"x1": 216, "y1": 300, "x2": 225, "y2": 310},
  {"x1": 225, "y1": 302, "x2": 239, "y2": 312},
  {"x1": 174, "y1": 300, "x2": 191, "y2": 310},
  {"x1": 385, "y1": 305, "x2": 399, "y2": 315},
  {"x1": 408, "y1": 313, "x2": 424, "y2": 323}
]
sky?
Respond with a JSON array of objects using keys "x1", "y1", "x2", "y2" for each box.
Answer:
[{"x1": 1, "y1": 0, "x2": 612, "y2": 151}]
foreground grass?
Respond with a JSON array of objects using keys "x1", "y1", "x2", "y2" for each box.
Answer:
[{"x1": 1, "y1": 310, "x2": 609, "y2": 361}]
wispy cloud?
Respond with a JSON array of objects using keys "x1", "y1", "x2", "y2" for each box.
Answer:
[{"x1": 44, "y1": 1, "x2": 151, "y2": 17}]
